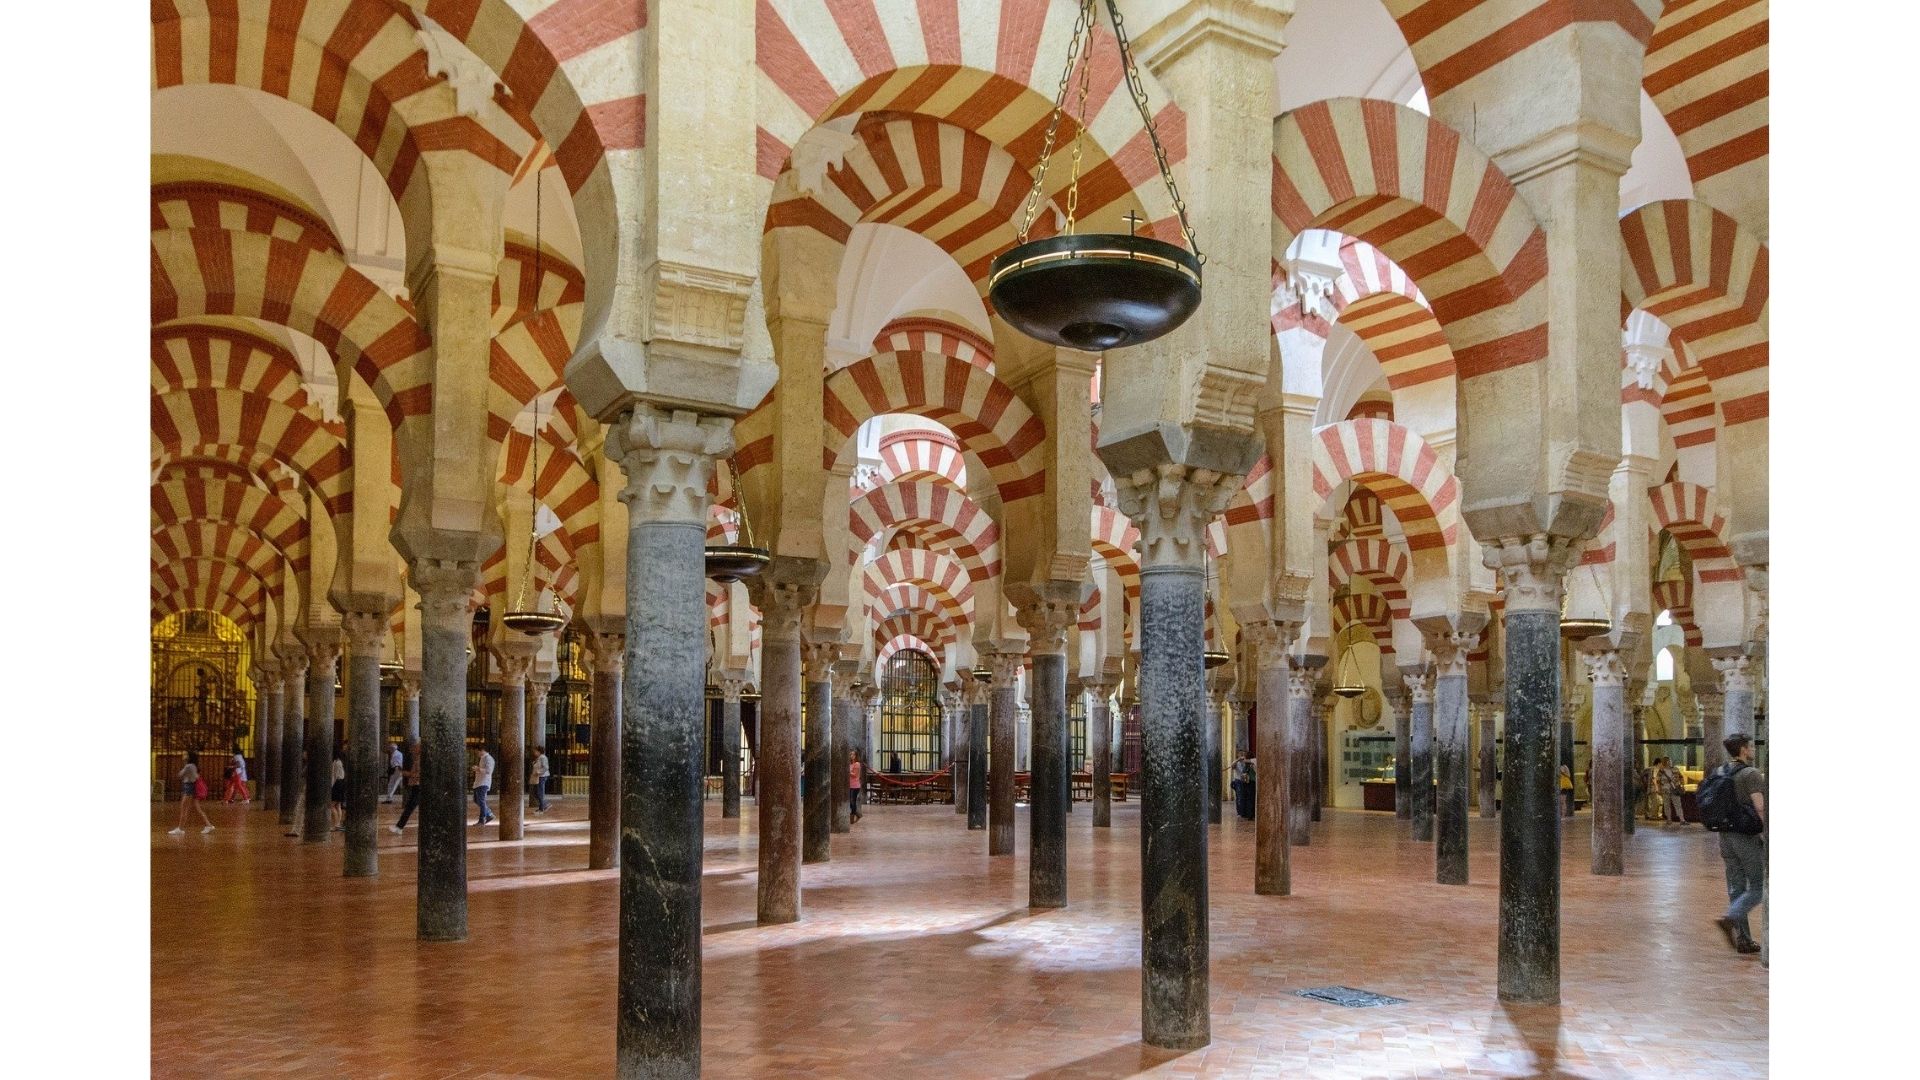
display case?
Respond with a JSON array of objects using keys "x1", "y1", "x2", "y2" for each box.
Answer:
[{"x1": 1342, "y1": 731, "x2": 1394, "y2": 785}]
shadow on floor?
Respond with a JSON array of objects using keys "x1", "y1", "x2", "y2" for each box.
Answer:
[{"x1": 1021, "y1": 1040, "x2": 1187, "y2": 1080}]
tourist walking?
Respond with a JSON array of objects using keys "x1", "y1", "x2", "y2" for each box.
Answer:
[
  {"x1": 389, "y1": 742, "x2": 422, "y2": 833},
  {"x1": 382, "y1": 742, "x2": 404, "y2": 803},
  {"x1": 223, "y1": 749, "x2": 251, "y2": 804},
  {"x1": 472, "y1": 747, "x2": 495, "y2": 827},
  {"x1": 328, "y1": 750, "x2": 347, "y2": 831},
  {"x1": 1230, "y1": 754, "x2": 1256, "y2": 820},
  {"x1": 1698, "y1": 734, "x2": 1766, "y2": 954},
  {"x1": 1656, "y1": 756, "x2": 1686, "y2": 824},
  {"x1": 170, "y1": 752, "x2": 214, "y2": 835},
  {"x1": 849, "y1": 752, "x2": 864, "y2": 823},
  {"x1": 529, "y1": 746, "x2": 550, "y2": 814}
]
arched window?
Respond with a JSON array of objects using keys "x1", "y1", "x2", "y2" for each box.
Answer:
[
  {"x1": 1656, "y1": 647, "x2": 1675, "y2": 682},
  {"x1": 879, "y1": 649, "x2": 943, "y2": 772}
]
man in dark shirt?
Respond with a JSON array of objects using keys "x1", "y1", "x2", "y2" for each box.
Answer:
[{"x1": 1714, "y1": 733, "x2": 1766, "y2": 954}]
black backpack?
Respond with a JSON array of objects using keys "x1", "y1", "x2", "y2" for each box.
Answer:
[{"x1": 1696, "y1": 763, "x2": 1763, "y2": 834}]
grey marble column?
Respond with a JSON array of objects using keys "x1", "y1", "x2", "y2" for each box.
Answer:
[
  {"x1": 719, "y1": 675, "x2": 745, "y2": 820},
  {"x1": 401, "y1": 673, "x2": 422, "y2": 743},
  {"x1": 1487, "y1": 536, "x2": 1574, "y2": 1005},
  {"x1": 1431, "y1": 633, "x2": 1476, "y2": 885},
  {"x1": 494, "y1": 650, "x2": 532, "y2": 842},
  {"x1": 1394, "y1": 688, "x2": 1412, "y2": 820},
  {"x1": 1313, "y1": 707, "x2": 1327, "y2": 822},
  {"x1": 606, "y1": 407, "x2": 730, "y2": 1078},
  {"x1": 588, "y1": 631, "x2": 624, "y2": 869},
  {"x1": 1479, "y1": 705, "x2": 1498, "y2": 818},
  {"x1": 1623, "y1": 693, "x2": 1641, "y2": 836},
  {"x1": 1088, "y1": 680, "x2": 1114, "y2": 828},
  {"x1": 1715, "y1": 654, "x2": 1756, "y2": 764},
  {"x1": 831, "y1": 660, "x2": 859, "y2": 834},
  {"x1": 802, "y1": 644, "x2": 835, "y2": 863},
  {"x1": 277, "y1": 650, "x2": 307, "y2": 833},
  {"x1": 1697, "y1": 687, "x2": 1726, "y2": 775},
  {"x1": 1406, "y1": 671, "x2": 1434, "y2": 842},
  {"x1": 966, "y1": 677, "x2": 988, "y2": 830},
  {"x1": 409, "y1": 560, "x2": 479, "y2": 941},
  {"x1": 1585, "y1": 650, "x2": 1627, "y2": 876},
  {"x1": 1287, "y1": 661, "x2": 1320, "y2": 847},
  {"x1": 749, "y1": 563, "x2": 817, "y2": 924},
  {"x1": 1020, "y1": 594, "x2": 1075, "y2": 909},
  {"x1": 527, "y1": 676, "x2": 553, "y2": 810},
  {"x1": 948, "y1": 687, "x2": 969, "y2": 816},
  {"x1": 342, "y1": 612, "x2": 387, "y2": 878},
  {"x1": 255, "y1": 666, "x2": 280, "y2": 811},
  {"x1": 304, "y1": 637, "x2": 340, "y2": 844},
  {"x1": 986, "y1": 649, "x2": 1021, "y2": 857},
  {"x1": 1247, "y1": 623, "x2": 1293, "y2": 895},
  {"x1": 1205, "y1": 687, "x2": 1223, "y2": 826}
]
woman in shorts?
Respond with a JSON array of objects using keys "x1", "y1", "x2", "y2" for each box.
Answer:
[{"x1": 170, "y1": 753, "x2": 214, "y2": 836}]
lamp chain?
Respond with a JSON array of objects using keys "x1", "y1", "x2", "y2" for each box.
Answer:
[
  {"x1": 1103, "y1": 0, "x2": 1202, "y2": 264},
  {"x1": 1015, "y1": 0, "x2": 1093, "y2": 243}
]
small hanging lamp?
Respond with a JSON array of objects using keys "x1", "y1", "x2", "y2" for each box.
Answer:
[
  {"x1": 705, "y1": 456, "x2": 772, "y2": 584},
  {"x1": 503, "y1": 172, "x2": 566, "y2": 636},
  {"x1": 989, "y1": 0, "x2": 1202, "y2": 351},
  {"x1": 1330, "y1": 623, "x2": 1368, "y2": 699},
  {"x1": 971, "y1": 665, "x2": 992, "y2": 683},
  {"x1": 1558, "y1": 562, "x2": 1611, "y2": 641}
]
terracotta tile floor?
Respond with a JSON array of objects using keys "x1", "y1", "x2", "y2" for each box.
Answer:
[{"x1": 152, "y1": 797, "x2": 1766, "y2": 1078}]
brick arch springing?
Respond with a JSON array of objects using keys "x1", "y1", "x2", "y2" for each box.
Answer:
[
  {"x1": 151, "y1": 181, "x2": 343, "y2": 255},
  {"x1": 1646, "y1": 481, "x2": 1738, "y2": 583},
  {"x1": 157, "y1": 449, "x2": 303, "y2": 500},
  {"x1": 875, "y1": 608, "x2": 954, "y2": 653},
  {"x1": 1379, "y1": 1, "x2": 1658, "y2": 104}
]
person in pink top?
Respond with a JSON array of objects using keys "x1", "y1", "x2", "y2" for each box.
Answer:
[{"x1": 849, "y1": 754, "x2": 864, "y2": 824}]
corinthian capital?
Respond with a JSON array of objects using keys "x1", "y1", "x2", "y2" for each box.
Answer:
[
  {"x1": 1403, "y1": 670, "x2": 1434, "y2": 705},
  {"x1": 410, "y1": 558, "x2": 479, "y2": 625},
  {"x1": 1427, "y1": 631, "x2": 1480, "y2": 680},
  {"x1": 984, "y1": 648, "x2": 1025, "y2": 687},
  {"x1": 802, "y1": 640, "x2": 839, "y2": 685},
  {"x1": 1286, "y1": 662, "x2": 1316, "y2": 700},
  {"x1": 1110, "y1": 463, "x2": 1241, "y2": 570},
  {"x1": 493, "y1": 649, "x2": 534, "y2": 685},
  {"x1": 605, "y1": 404, "x2": 732, "y2": 526},
  {"x1": 1013, "y1": 586, "x2": 1079, "y2": 657},
  {"x1": 1480, "y1": 534, "x2": 1582, "y2": 614},
  {"x1": 1582, "y1": 649, "x2": 1628, "y2": 688},
  {"x1": 1712, "y1": 655, "x2": 1754, "y2": 696},
  {"x1": 1243, "y1": 620, "x2": 1299, "y2": 671},
  {"x1": 340, "y1": 610, "x2": 388, "y2": 659}
]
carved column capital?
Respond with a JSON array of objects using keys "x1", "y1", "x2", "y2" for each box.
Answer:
[
  {"x1": 749, "y1": 565, "x2": 819, "y2": 646},
  {"x1": 802, "y1": 640, "x2": 839, "y2": 684},
  {"x1": 983, "y1": 648, "x2": 1025, "y2": 687},
  {"x1": 1013, "y1": 590, "x2": 1079, "y2": 657},
  {"x1": 1110, "y1": 463, "x2": 1242, "y2": 570},
  {"x1": 1480, "y1": 534, "x2": 1583, "y2": 613},
  {"x1": 1403, "y1": 670, "x2": 1434, "y2": 705},
  {"x1": 397, "y1": 671, "x2": 422, "y2": 700},
  {"x1": 1583, "y1": 649, "x2": 1628, "y2": 688},
  {"x1": 305, "y1": 634, "x2": 343, "y2": 669},
  {"x1": 587, "y1": 631, "x2": 625, "y2": 677},
  {"x1": 527, "y1": 674, "x2": 554, "y2": 706},
  {"x1": 605, "y1": 403, "x2": 732, "y2": 526},
  {"x1": 278, "y1": 647, "x2": 310, "y2": 678},
  {"x1": 718, "y1": 673, "x2": 747, "y2": 702},
  {"x1": 1243, "y1": 620, "x2": 1299, "y2": 671},
  {"x1": 964, "y1": 677, "x2": 991, "y2": 707},
  {"x1": 410, "y1": 558, "x2": 480, "y2": 625},
  {"x1": 493, "y1": 650, "x2": 534, "y2": 686},
  {"x1": 1286, "y1": 663, "x2": 1316, "y2": 700},
  {"x1": 1427, "y1": 631, "x2": 1480, "y2": 680},
  {"x1": 340, "y1": 610, "x2": 388, "y2": 659},
  {"x1": 1712, "y1": 655, "x2": 1754, "y2": 696}
]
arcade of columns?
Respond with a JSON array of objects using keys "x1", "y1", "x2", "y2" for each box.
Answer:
[{"x1": 150, "y1": 1, "x2": 1768, "y2": 1074}]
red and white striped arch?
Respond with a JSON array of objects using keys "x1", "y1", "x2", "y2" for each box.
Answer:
[
  {"x1": 874, "y1": 608, "x2": 954, "y2": 653},
  {"x1": 756, "y1": 0, "x2": 1189, "y2": 240},
  {"x1": 1620, "y1": 200, "x2": 1768, "y2": 426},
  {"x1": 152, "y1": 522, "x2": 288, "y2": 597},
  {"x1": 875, "y1": 428, "x2": 969, "y2": 489},
  {"x1": 876, "y1": 635, "x2": 938, "y2": 670},
  {"x1": 848, "y1": 477, "x2": 1000, "y2": 581},
  {"x1": 1332, "y1": 591, "x2": 1396, "y2": 658},
  {"x1": 153, "y1": 558, "x2": 270, "y2": 627},
  {"x1": 1643, "y1": 0, "x2": 1768, "y2": 189},
  {"x1": 1380, "y1": 1, "x2": 1660, "y2": 103},
  {"x1": 1331, "y1": 239, "x2": 1453, "y2": 393},
  {"x1": 151, "y1": 388, "x2": 351, "y2": 519},
  {"x1": 1090, "y1": 505, "x2": 1142, "y2": 602},
  {"x1": 1310, "y1": 420, "x2": 1461, "y2": 554},
  {"x1": 152, "y1": 181, "x2": 342, "y2": 255},
  {"x1": 1272, "y1": 99, "x2": 1547, "y2": 382},
  {"x1": 873, "y1": 317, "x2": 994, "y2": 371},
  {"x1": 1646, "y1": 481, "x2": 1739, "y2": 584},
  {"x1": 150, "y1": 326, "x2": 333, "y2": 426},
  {"x1": 1328, "y1": 537, "x2": 1413, "y2": 622},
  {"x1": 862, "y1": 548, "x2": 974, "y2": 627},
  {"x1": 1652, "y1": 579, "x2": 1703, "y2": 647},
  {"x1": 152, "y1": 228, "x2": 433, "y2": 428},
  {"x1": 152, "y1": 475, "x2": 310, "y2": 574},
  {"x1": 156, "y1": 450, "x2": 304, "y2": 500}
]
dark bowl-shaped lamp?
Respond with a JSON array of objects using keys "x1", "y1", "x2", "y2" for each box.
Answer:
[
  {"x1": 502, "y1": 610, "x2": 567, "y2": 635},
  {"x1": 1202, "y1": 649, "x2": 1231, "y2": 670},
  {"x1": 705, "y1": 544, "x2": 771, "y2": 584},
  {"x1": 1331, "y1": 682, "x2": 1368, "y2": 700},
  {"x1": 988, "y1": 233, "x2": 1201, "y2": 351},
  {"x1": 1559, "y1": 617, "x2": 1611, "y2": 641},
  {"x1": 971, "y1": 666, "x2": 992, "y2": 683}
]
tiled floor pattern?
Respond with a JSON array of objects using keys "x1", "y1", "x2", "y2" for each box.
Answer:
[{"x1": 153, "y1": 798, "x2": 1766, "y2": 1078}]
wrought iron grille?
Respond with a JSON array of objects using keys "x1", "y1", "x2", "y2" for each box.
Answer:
[
  {"x1": 879, "y1": 650, "x2": 943, "y2": 772},
  {"x1": 150, "y1": 610, "x2": 255, "y2": 795},
  {"x1": 1069, "y1": 692, "x2": 1087, "y2": 772}
]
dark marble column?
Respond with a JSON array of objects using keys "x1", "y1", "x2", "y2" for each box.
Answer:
[
  {"x1": 304, "y1": 637, "x2": 341, "y2": 844},
  {"x1": 1394, "y1": 687, "x2": 1412, "y2": 820},
  {"x1": 1488, "y1": 536, "x2": 1575, "y2": 1005},
  {"x1": 831, "y1": 660, "x2": 858, "y2": 834},
  {"x1": 255, "y1": 665, "x2": 280, "y2": 812},
  {"x1": 410, "y1": 560, "x2": 480, "y2": 942},
  {"x1": 605, "y1": 407, "x2": 731, "y2": 1078},
  {"x1": 341, "y1": 612, "x2": 388, "y2": 878},
  {"x1": 1623, "y1": 692, "x2": 1641, "y2": 836},
  {"x1": 1431, "y1": 633, "x2": 1476, "y2": 885},
  {"x1": 1019, "y1": 594, "x2": 1075, "y2": 909},
  {"x1": 1288, "y1": 662, "x2": 1320, "y2": 846},
  {"x1": 1714, "y1": 654, "x2": 1756, "y2": 760},
  {"x1": 1479, "y1": 705, "x2": 1498, "y2": 818},
  {"x1": 802, "y1": 644, "x2": 835, "y2": 863},
  {"x1": 966, "y1": 677, "x2": 988, "y2": 830},
  {"x1": 1247, "y1": 623, "x2": 1292, "y2": 895},
  {"x1": 588, "y1": 631, "x2": 624, "y2": 869},
  {"x1": 1205, "y1": 684, "x2": 1224, "y2": 826},
  {"x1": 985, "y1": 650, "x2": 1021, "y2": 856},
  {"x1": 948, "y1": 686, "x2": 969, "y2": 816},
  {"x1": 1313, "y1": 707, "x2": 1327, "y2": 822},
  {"x1": 1585, "y1": 649, "x2": 1627, "y2": 876},
  {"x1": 1406, "y1": 671, "x2": 1435, "y2": 842},
  {"x1": 749, "y1": 562, "x2": 818, "y2": 924},
  {"x1": 277, "y1": 650, "x2": 307, "y2": 834},
  {"x1": 494, "y1": 650, "x2": 533, "y2": 842},
  {"x1": 527, "y1": 676, "x2": 553, "y2": 808},
  {"x1": 401, "y1": 673, "x2": 422, "y2": 743},
  {"x1": 719, "y1": 675, "x2": 744, "y2": 820},
  {"x1": 1088, "y1": 680, "x2": 1114, "y2": 828}
]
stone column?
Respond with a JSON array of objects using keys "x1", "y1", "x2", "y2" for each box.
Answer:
[
  {"x1": 252, "y1": 664, "x2": 280, "y2": 811},
  {"x1": 1112, "y1": 464, "x2": 1240, "y2": 1051},
  {"x1": 1714, "y1": 653, "x2": 1755, "y2": 765},
  {"x1": 304, "y1": 634, "x2": 341, "y2": 844},
  {"x1": 966, "y1": 675, "x2": 989, "y2": 830},
  {"x1": 985, "y1": 648, "x2": 1023, "y2": 857},
  {"x1": 1431, "y1": 634, "x2": 1477, "y2": 885},
  {"x1": 1313, "y1": 703, "x2": 1328, "y2": 822},
  {"x1": 719, "y1": 674, "x2": 745, "y2": 820},
  {"x1": 1394, "y1": 685, "x2": 1412, "y2": 820},
  {"x1": 1623, "y1": 685, "x2": 1643, "y2": 836},
  {"x1": 1086, "y1": 679, "x2": 1115, "y2": 828},
  {"x1": 1479, "y1": 703, "x2": 1498, "y2": 818},
  {"x1": 948, "y1": 686, "x2": 969, "y2": 816},
  {"x1": 1246, "y1": 622, "x2": 1294, "y2": 895},
  {"x1": 1485, "y1": 535, "x2": 1579, "y2": 1004},
  {"x1": 801, "y1": 642, "x2": 836, "y2": 863},
  {"x1": 399, "y1": 672, "x2": 422, "y2": 743},
  {"x1": 277, "y1": 649, "x2": 307, "y2": 834},
  {"x1": 341, "y1": 611, "x2": 388, "y2": 877},
  {"x1": 605, "y1": 405, "x2": 731, "y2": 1075},
  {"x1": 831, "y1": 660, "x2": 860, "y2": 834},
  {"x1": 1018, "y1": 592, "x2": 1077, "y2": 909},
  {"x1": 1405, "y1": 670, "x2": 1434, "y2": 842},
  {"x1": 1204, "y1": 672, "x2": 1228, "y2": 826},
  {"x1": 1584, "y1": 649, "x2": 1628, "y2": 876},
  {"x1": 527, "y1": 673, "x2": 553, "y2": 779},
  {"x1": 410, "y1": 560, "x2": 479, "y2": 940},
  {"x1": 493, "y1": 648, "x2": 534, "y2": 842},
  {"x1": 588, "y1": 630, "x2": 624, "y2": 869},
  {"x1": 749, "y1": 564, "x2": 817, "y2": 924},
  {"x1": 1696, "y1": 684, "x2": 1726, "y2": 774},
  {"x1": 1289, "y1": 661, "x2": 1322, "y2": 846}
]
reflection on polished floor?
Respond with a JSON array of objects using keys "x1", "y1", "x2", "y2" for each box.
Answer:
[{"x1": 152, "y1": 799, "x2": 1766, "y2": 1079}]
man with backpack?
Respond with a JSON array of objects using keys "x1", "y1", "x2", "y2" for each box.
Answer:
[{"x1": 1696, "y1": 733, "x2": 1766, "y2": 954}]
